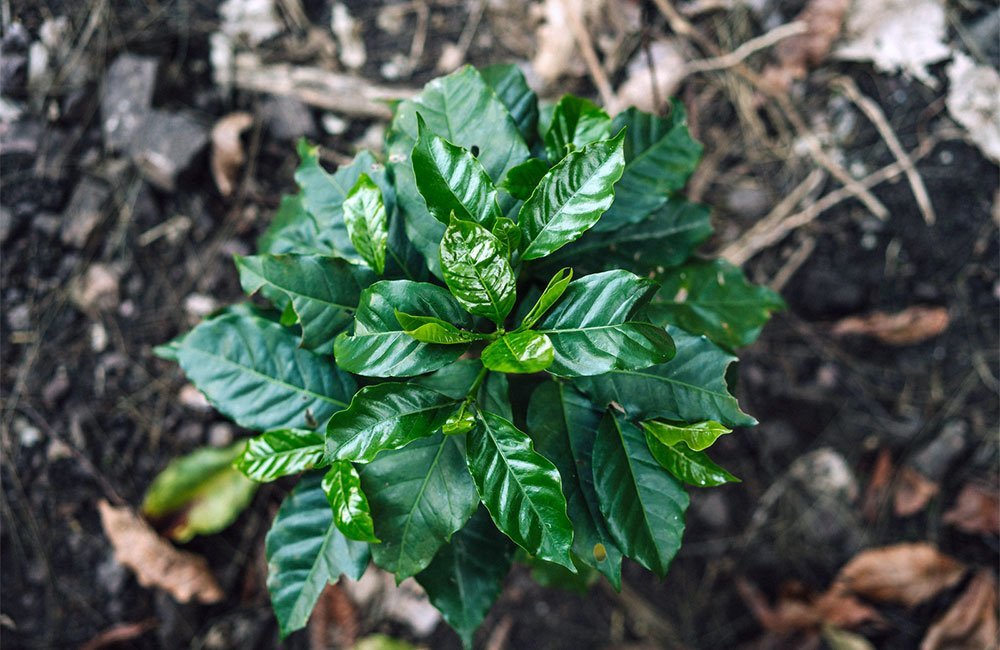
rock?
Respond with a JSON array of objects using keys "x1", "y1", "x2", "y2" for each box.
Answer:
[
  {"x1": 207, "y1": 423, "x2": 234, "y2": 447},
  {"x1": 320, "y1": 113, "x2": 348, "y2": 136},
  {"x1": 60, "y1": 177, "x2": 110, "y2": 248},
  {"x1": 13, "y1": 417, "x2": 42, "y2": 448},
  {"x1": 6, "y1": 303, "x2": 30, "y2": 330},
  {"x1": 179, "y1": 384, "x2": 212, "y2": 412},
  {"x1": 70, "y1": 263, "x2": 121, "y2": 312},
  {"x1": 183, "y1": 293, "x2": 218, "y2": 322},
  {"x1": 101, "y1": 54, "x2": 159, "y2": 152},
  {"x1": 130, "y1": 110, "x2": 209, "y2": 192},
  {"x1": 0, "y1": 119, "x2": 42, "y2": 158},
  {"x1": 260, "y1": 95, "x2": 316, "y2": 141}
]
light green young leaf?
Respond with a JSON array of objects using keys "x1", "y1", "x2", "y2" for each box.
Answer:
[
  {"x1": 394, "y1": 310, "x2": 486, "y2": 344},
  {"x1": 498, "y1": 158, "x2": 549, "y2": 201},
  {"x1": 490, "y1": 217, "x2": 521, "y2": 258},
  {"x1": 343, "y1": 174, "x2": 389, "y2": 275},
  {"x1": 481, "y1": 330, "x2": 555, "y2": 374},
  {"x1": 440, "y1": 215, "x2": 517, "y2": 325},
  {"x1": 236, "y1": 428, "x2": 326, "y2": 482},
  {"x1": 544, "y1": 95, "x2": 612, "y2": 161},
  {"x1": 643, "y1": 429, "x2": 740, "y2": 487},
  {"x1": 641, "y1": 420, "x2": 732, "y2": 452},
  {"x1": 519, "y1": 132, "x2": 626, "y2": 260},
  {"x1": 323, "y1": 460, "x2": 380, "y2": 542},
  {"x1": 519, "y1": 267, "x2": 572, "y2": 330}
]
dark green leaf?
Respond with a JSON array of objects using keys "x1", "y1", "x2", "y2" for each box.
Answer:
[
  {"x1": 266, "y1": 473, "x2": 370, "y2": 638},
  {"x1": 520, "y1": 267, "x2": 572, "y2": 330},
  {"x1": 641, "y1": 419, "x2": 731, "y2": 452},
  {"x1": 343, "y1": 174, "x2": 389, "y2": 274},
  {"x1": 235, "y1": 254, "x2": 374, "y2": 353},
  {"x1": 527, "y1": 382, "x2": 623, "y2": 588},
  {"x1": 544, "y1": 95, "x2": 611, "y2": 162},
  {"x1": 466, "y1": 411, "x2": 575, "y2": 570},
  {"x1": 394, "y1": 310, "x2": 485, "y2": 344},
  {"x1": 236, "y1": 428, "x2": 326, "y2": 481},
  {"x1": 647, "y1": 258, "x2": 786, "y2": 350},
  {"x1": 416, "y1": 508, "x2": 513, "y2": 649},
  {"x1": 519, "y1": 132, "x2": 626, "y2": 260},
  {"x1": 440, "y1": 216, "x2": 517, "y2": 324},
  {"x1": 490, "y1": 217, "x2": 521, "y2": 257},
  {"x1": 361, "y1": 433, "x2": 480, "y2": 580},
  {"x1": 323, "y1": 460, "x2": 380, "y2": 542},
  {"x1": 480, "y1": 63, "x2": 539, "y2": 144},
  {"x1": 177, "y1": 312, "x2": 356, "y2": 431},
  {"x1": 477, "y1": 371, "x2": 512, "y2": 420},
  {"x1": 481, "y1": 330, "x2": 554, "y2": 374},
  {"x1": 575, "y1": 326, "x2": 756, "y2": 427},
  {"x1": 334, "y1": 280, "x2": 472, "y2": 377},
  {"x1": 592, "y1": 413, "x2": 688, "y2": 577},
  {"x1": 498, "y1": 158, "x2": 549, "y2": 201},
  {"x1": 525, "y1": 553, "x2": 598, "y2": 594},
  {"x1": 643, "y1": 428, "x2": 740, "y2": 487},
  {"x1": 415, "y1": 359, "x2": 483, "y2": 399},
  {"x1": 325, "y1": 382, "x2": 461, "y2": 464},
  {"x1": 257, "y1": 193, "x2": 321, "y2": 255}
]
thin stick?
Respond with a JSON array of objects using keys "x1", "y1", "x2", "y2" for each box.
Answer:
[
  {"x1": 686, "y1": 21, "x2": 807, "y2": 74},
  {"x1": 561, "y1": 0, "x2": 616, "y2": 110},
  {"x1": 770, "y1": 235, "x2": 816, "y2": 291}
]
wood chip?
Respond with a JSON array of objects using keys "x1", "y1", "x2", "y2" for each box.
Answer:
[{"x1": 832, "y1": 306, "x2": 950, "y2": 346}]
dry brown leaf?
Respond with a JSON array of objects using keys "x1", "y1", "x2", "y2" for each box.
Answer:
[
  {"x1": 210, "y1": 111, "x2": 254, "y2": 197},
  {"x1": 98, "y1": 500, "x2": 224, "y2": 604},
  {"x1": 760, "y1": 0, "x2": 849, "y2": 92},
  {"x1": 943, "y1": 483, "x2": 1000, "y2": 536},
  {"x1": 736, "y1": 578, "x2": 882, "y2": 634},
  {"x1": 920, "y1": 569, "x2": 999, "y2": 650},
  {"x1": 79, "y1": 619, "x2": 157, "y2": 650},
  {"x1": 831, "y1": 306, "x2": 950, "y2": 346},
  {"x1": 861, "y1": 449, "x2": 894, "y2": 523},
  {"x1": 893, "y1": 466, "x2": 940, "y2": 517},
  {"x1": 834, "y1": 543, "x2": 965, "y2": 608},
  {"x1": 309, "y1": 583, "x2": 359, "y2": 650},
  {"x1": 532, "y1": 0, "x2": 604, "y2": 85}
]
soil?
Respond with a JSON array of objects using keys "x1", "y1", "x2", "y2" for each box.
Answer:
[{"x1": 1, "y1": 1, "x2": 997, "y2": 649}]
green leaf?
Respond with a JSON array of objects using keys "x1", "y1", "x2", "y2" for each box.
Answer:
[
  {"x1": 525, "y1": 553, "x2": 598, "y2": 594},
  {"x1": 235, "y1": 254, "x2": 374, "y2": 353},
  {"x1": 544, "y1": 95, "x2": 611, "y2": 162},
  {"x1": 592, "y1": 413, "x2": 688, "y2": 577},
  {"x1": 343, "y1": 174, "x2": 389, "y2": 275},
  {"x1": 595, "y1": 103, "x2": 703, "y2": 232},
  {"x1": 412, "y1": 115, "x2": 503, "y2": 227},
  {"x1": 416, "y1": 508, "x2": 513, "y2": 649},
  {"x1": 527, "y1": 382, "x2": 623, "y2": 588},
  {"x1": 480, "y1": 63, "x2": 539, "y2": 144},
  {"x1": 490, "y1": 217, "x2": 521, "y2": 257},
  {"x1": 498, "y1": 158, "x2": 549, "y2": 201},
  {"x1": 481, "y1": 330, "x2": 554, "y2": 374},
  {"x1": 177, "y1": 312, "x2": 356, "y2": 431},
  {"x1": 643, "y1": 429, "x2": 740, "y2": 487},
  {"x1": 466, "y1": 410, "x2": 575, "y2": 570},
  {"x1": 477, "y1": 371, "x2": 513, "y2": 420},
  {"x1": 519, "y1": 267, "x2": 572, "y2": 330},
  {"x1": 236, "y1": 428, "x2": 326, "y2": 481},
  {"x1": 325, "y1": 382, "x2": 461, "y2": 464},
  {"x1": 257, "y1": 193, "x2": 318, "y2": 255},
  {"x1": 266, "y1": 473, "x2": 370, "y2": 638},
  {"x1": 322, "y1": 460, "x2": 380, "y2": 542},
  {"x1": 415, "y1": 359, "x2": 484, "y2": 399},
  {"x1": 519, "y1": 132, "x2": 626, "y2": 260},
  {"x1": 141, "y1": 441, "x2": 257, "y2": 542},
  {"x1": 641, "y1": 419, "x2": 732, "y2": 452},
  {"x1": 535, "y1": 270, "x2": 674, "y2": 376},
  {"x1": 334, "y1": 280, "x2": 473, "y2": 377},
  {"x1": 647, "y1": 258, "x2": 786, "y2": 350},
  {"x1": 575, "y1": 326, "x2": 756, "y2": 427},
  {"x1": 355, "y1": 635, "x2": 422, "y2": 650},
  {"x1": 394, "y1": 310, "x2": 485, "y2": 344},
  {"x1": 440, "y1": 215, "x2": 517, "y2": 325},
  {"x1": 361, "y1": 433, "x2": 480, "y2": 580}
]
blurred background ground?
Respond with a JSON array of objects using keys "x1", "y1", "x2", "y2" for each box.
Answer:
[{"x1": 1, "y1": 0, "x2": 998, "y2": 648}]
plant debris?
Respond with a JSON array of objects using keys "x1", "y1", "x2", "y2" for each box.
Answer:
[
  {"x1": 831, "y1": 306, "x2": 950, "y2": 345},
  {"x1": 942, "y1": 482, "x2": 1000, "y2": 536},
  {"x1": 210, "y1": 111, "x2": 254, "y2": 197}
]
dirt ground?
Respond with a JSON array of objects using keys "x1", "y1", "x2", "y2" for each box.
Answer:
[{"x1": 1, "y1": 1, "x2": 998, "y2": 649}]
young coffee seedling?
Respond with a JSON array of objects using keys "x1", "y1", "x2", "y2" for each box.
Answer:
[{"x1": 153, "y1": 64, "x2": 783, "y2": 646}]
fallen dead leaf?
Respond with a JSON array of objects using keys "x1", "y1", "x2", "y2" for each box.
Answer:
[
  {"x1": 920, "y1": 569, "x2": 999, "y2": 650},
  {"x1": 614, "y1": 39, "x2": 687, "y2": 114},
  {"x1": 736, "y1": 578, "x2": 883, "y2": 634},
  {"x1": 309, "y1": 583, "x2": 359, "y2": 650},
  {"x1": 79, "y1": 619, "x2": 157, "y2": 650},
  {"x1": 833, "y1": 543, "x2": 965, "y2": 608},
  {"x1": 861, "y1": 449, "x2": 893, "y2": 523},
  {"x1": 70, "y1": 263, "x2": 121, "y2": 313},
  {"x1": 760, "y1": 0, "x2": 849, "y2": 92},
  {"x1": 97, "y1": 500, "x2": 224, "y2": 604},
  {"x1": 831, "y1": 306, "x2": 949, "y2": 346},
  {"x1": 942, "y1": 482, "x2": 1000, "y2": 537},
  {"x1": 532, "y1": 0, "x2": 604, "y2": 86},
  {"x1": 210, "y1": 111, "x2": 254, "y2": 197},
  {"x1": 893, "y1": 466, "x2": 940, "y2": 517}
]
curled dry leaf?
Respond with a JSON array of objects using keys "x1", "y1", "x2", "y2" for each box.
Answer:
[
  {"x1": 942, "y1": 482, "x2": 1000, "y2": 536},
  {"x1": 833, "y1": 543, "x2": 965, "y2": 608},
  {"x1": 920, "y1": 569, "x2": 999, "y2": 650},
  {"x1": 760, "y1": 0, "x2": 850, "y2": 92},
  {"x1": 97, "y1": 500, "x2": 224, "y2": 604},
  {"x1": 893, "y1": 466, "x2": 939, "y2": 517},
  {"x1": 210, "y1": 111, "x2": 254, "y2": 197},
  {"x1": 832, "y1": 306, "x2": 949, "y2": 346}
]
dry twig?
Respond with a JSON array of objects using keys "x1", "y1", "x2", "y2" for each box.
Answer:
[
  {"x1": 686, "y1": 21, "x2": 808, "y2": 74},
  {"x1": 561, "y1": 0, "x2": 616, "y2": 109}
]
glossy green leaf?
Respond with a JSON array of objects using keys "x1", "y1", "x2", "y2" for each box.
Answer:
[
  {"x1": 477, "y1": 371, "x2": 513, "y2": 420},
  {"x1": 416, "y1": 508, "x2": 513, "y2": 649},
  {"x1": 593, "y1": 413, "x2": 688, "y2": 577},
  {"x1": 235, "y1": 254, "x2": 374, "y2": 353},
  {"x1": 440, "y1": 216, "x2": 517, "y2": 324},
  {"x1": 519, "y1": 132, "x2": 626, "y2": 260},
  {"x1": 498, "y1": 158, "x2": 549, "y2": 201},
  {"x1": 412, "y1": 115, "x2": 502, "y2": 227},
  {"x1": 361, "y1": 433, "x2": 480, "y2": 580},
  {"x1": 576, "y1": 326, "x2": 756, "y2": 427},
  {"x1": 544, "y1": 95, "x2": 611, "y2": 162},
  {"x1": 490, "y1": 217, "x2": 521, "y2": 257},
  {"x1": 481, "y1": 330, "x2": 554, "y2": 374},
  {"x1": 415, "y1": 359, "x2": 483, "y2": 399},
  {"x1": 443, "y1": 406, "x2": 476, "y2": 436},
  {"x1": 325, "y1": 382, "x2": 461, "y2": 464},
  {"x1": 520, "y1": 267, "x2": 572, "y2": 330},
  {"x1": 643, "y1": 429, "x2": 740, "y2": 487},
  {"x1": 177, "y1": 312, "x2": 356, "y2": 431},
  {"x1": 142, "y1": 441, "x2": 257, "y2": 542},
  {"x1": 257, "y1": 193, "x2": 321, "y2": 255},
  {"x1": 266, "y1": 473, "x2": 370, "y2": 638},
  {"x1": 595, "y1": 103, "x2": 703, "y2": 232},
  {"x1": 394, "y1": 310, "x2": 485, "y2": 344},
  {"x1": 527, "y1": 382, "x2": 623, "y2": 588},
  {"x1": 641, "y1": 419, "x2": 732, "y2": 452},
  {"x1": 343, "y1": 174, "x2": 389, "y2": 275},
  {"x1": 334, "y1": 280, "x2": 472, "y2": 377},
  {"x1": 236, "y1": 428, "x2": 326, "y2": 481},
  {"x1": 647, "y1": 258, "x2": 786, "y2": 350},
  {"x1": 480, "y1": 63, "x2": 539, "y2": 144},
  {"x1": 323, "y1": 460, "x2": 379, "y2": 542},
  {"x1": 466, "y1": 410, "x2": 575, "y2": 570}
]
